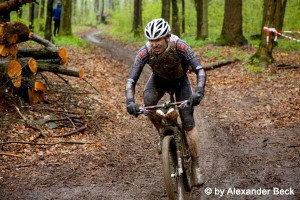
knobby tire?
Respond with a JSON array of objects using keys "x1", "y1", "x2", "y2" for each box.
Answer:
[{"x1": 162, "y1": 135, "x2": 186, "y2": 200}]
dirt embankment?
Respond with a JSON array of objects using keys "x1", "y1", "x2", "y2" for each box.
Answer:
[{"x1": 0, "y1": 29, "x2": 299, "y2": 200}]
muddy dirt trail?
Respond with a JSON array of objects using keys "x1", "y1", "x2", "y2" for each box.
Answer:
[
  {"x1": 85, "y1": 31, "x2": 300, "y2": 200},
  {"x1": 1, "y1": 30, "x2": 299, "y2": 200}
]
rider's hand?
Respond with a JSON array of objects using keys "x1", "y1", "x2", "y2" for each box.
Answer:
[
  {"x1": 126, "y1": 101, "x2": 139, "y2": 116},
  {"x1": 190, "y1": 87, "x2": 204, "y2": 106}
]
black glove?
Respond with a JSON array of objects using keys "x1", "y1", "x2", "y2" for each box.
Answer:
[
  {"x1": 190, "y1": 87, "x2": 204, "y2": 106},
  {"x1": 126, "y1": 101, "x2": 139, "y2": 116}
]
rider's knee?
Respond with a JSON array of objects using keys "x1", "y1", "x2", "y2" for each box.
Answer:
[
  {"x1": 143, "y1": 90, "x2": 159, "y2": 106},
  {"x1": 183, "y1": 122, "x2": 195, "y2": 132}
]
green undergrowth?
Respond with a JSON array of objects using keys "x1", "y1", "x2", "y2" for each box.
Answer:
[{"x1": 52, "y1": 35, "x2": 86, "y2": 47}]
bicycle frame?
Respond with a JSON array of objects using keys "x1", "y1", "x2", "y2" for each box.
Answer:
[{"x1": 137, "y1": 95, "x2": 192, "y2": 199}]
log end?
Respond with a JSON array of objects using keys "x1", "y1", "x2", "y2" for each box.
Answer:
[
  {"x1": 8, "y1": 60, "x2": 22, "y2": 88},
  {"x1": 28, "y1": 57, "x2": 37, "y2": 73},
  {"x1": 28, "y1": 88, "x2": 44, "y2": 105},
  {"x1": 28, "y1": 81, "x2": 47, "y2": 104},
  {"x1": 79, "y1": 69, "x2": 84, "y2": 79},
  {"x1": 58, "y1": 47, "x2": 68, "y2": 61},
  {"x1": 7, "y1": 60, "x2": 22, "y2": 78},
  {"x1": 34, "y1": 81, "x2": 47, "y2": 92}
]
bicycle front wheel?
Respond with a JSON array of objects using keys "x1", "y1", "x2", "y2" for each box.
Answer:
[{"x1": 162, "y1": 136, "x2": 185, "y2": 200}]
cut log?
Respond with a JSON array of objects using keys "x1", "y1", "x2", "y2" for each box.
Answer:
[
  {"x1": 0, "y1": 22, "x2": 30, "y2": 45},
  {"x1": 0, "y1": 58, "x2": 37, "y2": 74},
  {"x1": 0, "y1": 44, "x2": 17, "y2": 58},
  {"x1": 37, "y1": 63, "x2": 84, "y2": 78},
  {"x1": 18, "y1": 47, "x2": 68, "y2": 65},
  {"x1": 29, "y1": 33, "x2": 56, "y2": 48},
  {"x1": 28, "y1": 81, "x2": 46, "y2": 104},
  {"x1": 34, "y1": 81, "x2": 47, "y2": 92},
  {"x1": 17, "y1": 57, "x2": 37, "y2": 74},
  {"x1": 35, "y1": 59, "x2": 63, "y2": 65},
  {"x1": 7, "y1": 60, "x2": 22, "y2": 88},
  {"x1": 202, "y1": 59, "x2": 240, "y2": 71}
]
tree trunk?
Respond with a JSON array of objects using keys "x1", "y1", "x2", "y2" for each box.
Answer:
[
  {"x1": 60, "y1": 0, "x2": 73, "y2": 36},
  {"x1": 28, "y1": 3, "x2": 35, "y2": 31},
  {"x1": 201, "y1": 0, "x2": 208, "y2": 38},
  {"x1": 161, "y1": 0, "x2": 170, "y2": 23},
  {"x1": 181, "y1": 0, "x2": 185, "y2": 34},
  {"x1": 100, "y1": 0, "x2": 106, "y2": 24},
  {"x1": 195, "y1": 0, "x2": 203, "y2": 40},
  {"x1": 38, "y1": 0, "x2": 45, "y2": 32},
  {"x1": 171, "y1": 0, "x2": 180, "y2": 36},
  {"x1": 252, "y1": 0, "x2": 287, "y2": 63},
  {"x1": 217, "y1": 0, "x2": 247, "y2": 46},
  {"x1": 44, "y1": 0, "x2": 53, "y2": 41},
  {"x1": 277, "y1": 0, "x2": 287, "y2": 31},
  {"x1": 132, "y1": 0, "x2": 142, "y2": 38}
]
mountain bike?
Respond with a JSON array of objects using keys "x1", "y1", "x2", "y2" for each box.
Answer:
[{"x1": 137, "y1": 94, "x2": 193, "y2": 200}]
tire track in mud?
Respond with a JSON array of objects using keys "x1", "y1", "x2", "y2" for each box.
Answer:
[
  {"x1": 87, "y1": 31, "x2": 241, "y2": 199},
  {"x1": 191, "y1": 108, "x2": 238, "y2": 199},
  {"x1": 84, "y1": 31, "x2": 299, "y2": 200}
]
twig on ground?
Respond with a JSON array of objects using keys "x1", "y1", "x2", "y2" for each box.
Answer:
[
  {"x1": 0, "y1": 140, "x2": 93, "y2": 145},
  {"x1": 276, "y1": 63, "x2": 300, "y2": 70},
  {"x1": 0, "y1": 152, "x2": 22, "y2": 158},
  {"x1": 14, "y1": 105, "x2": 44, "y2": 133},
  {"x1": 55, "y1": 73, "x2": 69, "y2": 84},
  {"x1": 53, "y1": 125, "x2": 87, "y2": 137},
  {"x1": 202, "y1": 59, "x2": 240, "y2": 71},
  {"x1": 83, "y1": 78, "x2": 100, "y2": 94}
]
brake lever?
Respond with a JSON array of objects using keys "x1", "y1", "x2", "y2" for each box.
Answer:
[{"x1": 178, "y1": 100, "x2": 190, "y2": 109}]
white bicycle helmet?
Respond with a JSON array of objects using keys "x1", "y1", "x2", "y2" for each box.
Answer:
[{"x1": 144, "y1": 18, "x2": 171, "y2": 40}]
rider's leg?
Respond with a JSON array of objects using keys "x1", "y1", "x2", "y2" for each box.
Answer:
[
  {"x1": 144, "y1": 74, "x2": 166, "y2": 153},
  {"x1": 143, "y1": 74, "x2": 165, "y2": 132},
  {"x1": 176, "y1": 76, "x2": 204, "y2": 186},
  {"x1": 185, "y1": 126, "x2": 205, "y2": 186}
]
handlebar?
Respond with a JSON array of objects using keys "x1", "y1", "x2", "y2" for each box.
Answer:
[{"x1": 136, "y1": 100, "x2": 190, "y2": 116}]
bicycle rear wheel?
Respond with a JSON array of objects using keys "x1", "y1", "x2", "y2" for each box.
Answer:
[{"x1": 162, "y1": 136, "x2": 186, "y2": 200}]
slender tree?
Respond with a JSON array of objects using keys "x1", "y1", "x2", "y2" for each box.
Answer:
[
  {"x1": 38, "y1": 0, "x2": 45, "y2": 32},
  {"x1": 195, "y1": 0, "x2": 208, "y2": 40},
  {"x1": 201, "y1": 0, "x2": 208, "y2": 38},
  {"x1": 217, "y1": 0, "x2": 247, "y2": 46},
  {"x1": 60, "y1": 0, "x2": 73, "y2": 36},
  {"x1": 252, "y1": 0, "x2": 288, "y2": 63},
  {"x1": 28, "y1": 3, "x2": 35, "y2": 31},
  {"x1": 132, "y1": 0, "x2": 142, "y2": 38},
  {"x1": 162, "y1": 0, "x2": 170, "y2": 23},
  {"x1": 181, "y1": 0, "x2": 185, "y2": 34},
  {"x1": 195, "y1": 0, "x2": 203, "y2": 40},
  {"x1": 100, "y1": 0, "x2": 106, "y2": 24},
  {"x1": 171, "y1": 0, "x2": 180, "y2": 36},
  {"x1": 44, "y1": 0, "x2": 54, "y2": 41}
]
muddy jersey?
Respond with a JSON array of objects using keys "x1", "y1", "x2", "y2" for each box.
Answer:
[
  {"x1": 147, "y1": 35, "x2": 185, "y2": 80},
  {"x1": 126, "y1": 34, "x2": 205, "y2": 102},
  {"x1": 129, "y1": 34, "x2": 200, "y2": 82}
]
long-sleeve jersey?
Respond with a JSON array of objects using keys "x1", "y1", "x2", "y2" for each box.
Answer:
[{"x1": 126, "y1": 34, "x2": 206, "y2": 102}]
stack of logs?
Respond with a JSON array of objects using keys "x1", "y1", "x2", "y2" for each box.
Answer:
[{"x1": 0, "y1": 21, "x2": 84, "y2": 104}]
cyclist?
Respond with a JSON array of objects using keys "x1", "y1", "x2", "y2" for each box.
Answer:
[
  {"x1": 125, "y1": 18, "x2": 206, "y2": 186},
  {"x1": 52, "y1": 1, "x2": 62, "y2": 36}
]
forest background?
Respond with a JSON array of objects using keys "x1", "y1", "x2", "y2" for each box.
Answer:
[
  {"x1": 8, "y1": 0, "x2": 300, "y2": 53},
  {"x1": 1, "y1": 1, "x2": 299, "y2": 199}
]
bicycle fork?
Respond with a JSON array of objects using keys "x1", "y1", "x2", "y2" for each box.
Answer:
[{"x1": 171, "y1": 139, "x2": 184, "y2": 178}]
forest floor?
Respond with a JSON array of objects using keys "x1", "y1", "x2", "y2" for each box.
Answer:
[{"x1": 0, "y1": 28, "x2": 299, "y2": 200}]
